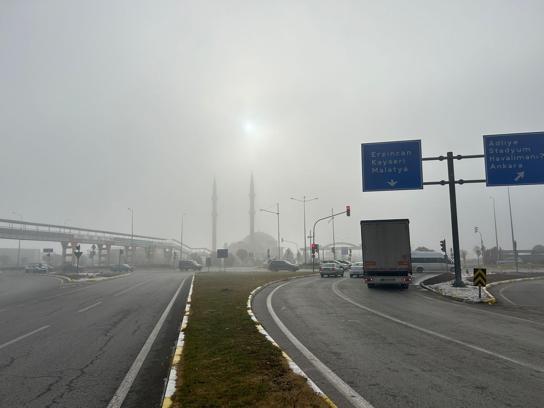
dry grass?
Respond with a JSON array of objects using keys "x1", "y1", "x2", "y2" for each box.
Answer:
[{"x1": 173, "y1": 271, "x2": 330, "y2": 408}]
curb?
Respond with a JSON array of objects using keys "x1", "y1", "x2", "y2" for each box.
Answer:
[
  {"x1": 419, "y1": 281, "x2": 496, "y2": 304},
  {"x1": 486, "y1": 275, "x2": 544, "y2": 289},
  {"x1": 161, "y1": 274, "x2": 195, "y2": 408},
  {"x1": 49, "y1": 272, "x2": 131, "y2": 283},
  {"x1": 248, "y1": 274, "x2": 337, "y2": 408}
]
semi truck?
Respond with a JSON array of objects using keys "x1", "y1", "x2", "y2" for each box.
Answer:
[{"x1": 360, "y1": 219, "x2": 412, "y2": 289}]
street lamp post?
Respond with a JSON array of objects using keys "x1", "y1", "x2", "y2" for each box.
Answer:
[
  {"x1": 474, "y1": 226, "x2": 485, "y2": 265},
  {"x1": 12, "y1": 212, "x2": 22, "y2": 267},
  {"x1": 490, "y1": 196, "x2": 500, "y2": 262},
  {"x1": 260, "y1": 203, "x2": 280, "y2": 259},
  {"x1": 507, "y1": 187, "x2": 519, "y2": 273},
  {"x1": 180, "y1": 213, "x2": 186, "y2": 261},
  {"x1": 290, "y1": 195, "x2": 318, "y2": 265},
  {"x1": 128, "y1": 208, "x2": 134, "y2": 265}
]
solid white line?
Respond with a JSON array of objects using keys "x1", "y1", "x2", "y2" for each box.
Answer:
[
  {"x1": 113, "y1": 280, "x2": 151, "y2": 297},
  {"x1": 498, "y1": 286, "x2": 517, "y2": 305},
  {"x1": 77, "y1": 301, "x2": 102, "y2": 313},
  {"x1": 0, "y1": 325, "x2": 50, "y2": 350},
  {"x1": 332, "y1": 280, "x2": 544, "y2": 373},
  {"x1": 268, "y1": 281, "x2": 375, "y2": 408},
  {"x1": 107, "y1": 276, "x2": 188, "y2": 408}
]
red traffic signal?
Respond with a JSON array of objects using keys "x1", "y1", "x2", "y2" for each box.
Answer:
[{"x1": 346, "y1": 205, "x2": 351, "y2": 216}]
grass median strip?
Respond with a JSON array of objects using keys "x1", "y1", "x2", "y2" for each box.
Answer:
[{"x1": 171, "y1": 271, "x2": 329, "y2": 407}]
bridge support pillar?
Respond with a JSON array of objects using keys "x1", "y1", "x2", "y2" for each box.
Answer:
[
  {"x1": 61, "y1": 242, "x2": 76, "y2": 265},
  {"x1": 98, "y1": 244, "x2": 111, "y2": 266},
  {"x1": 145, "y1": 247, "x2": 154, "y2": 265},
  {"x1": 163, "y1": 249, "x2": 172, "y2": 266}
]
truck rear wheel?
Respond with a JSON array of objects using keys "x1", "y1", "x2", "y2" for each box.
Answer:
[{"x1": 367, "y1": 283, "x2": 375, "y2": 289}]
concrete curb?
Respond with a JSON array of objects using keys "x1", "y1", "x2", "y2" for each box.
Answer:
[
  {"x1": 248, "y1": 274, "x2": 337, "y2": 408},
  {"x1": 48, "y1": 272, "x2": 131, "y2": 283},
  {"x1": 486, "y1": 275, "x2": 544, "y2": 289},
  {"x1": 161, "y1": 274, "x2": 194, "y2": 408},
  {"x1": 419, "y1": 281, "x2": 496, "y2": 304}
]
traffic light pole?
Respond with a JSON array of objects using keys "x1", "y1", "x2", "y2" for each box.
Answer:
[
  {"x1": 312, "y1": 209, "x2": 349, "y2": 273},
  {"x1": 423, "y1": 152, "x2": 485, "y2": 287}
]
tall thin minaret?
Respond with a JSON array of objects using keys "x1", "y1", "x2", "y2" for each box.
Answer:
[
  {"x1": 212, "y1": 177, "x2": 217, "y2": 253},
  {"x1": 249, "y1": 173, "x2": 255, "y2": 238}
]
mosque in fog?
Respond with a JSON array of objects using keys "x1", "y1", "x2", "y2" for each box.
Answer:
[{"x1": 211, "y1": 174, "x2": 277, "y2": 261}]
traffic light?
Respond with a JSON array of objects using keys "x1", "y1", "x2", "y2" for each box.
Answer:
[
  {"x1": 346, "y1": 205, "x2": 351, "y2": 216},
  {"x1": 440, "y1": 239, "x2": 446, "y2": 253},
  {"x1": 311, "y1": 243, "x2": 316, "y2": 254},
  {"x1": 474, "y1": 226, "x2": 478, "y2": 233}
]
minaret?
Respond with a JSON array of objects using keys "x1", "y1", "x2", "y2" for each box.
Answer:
[
  {"x1": 249, "y1": 173, "x2": 255, "y2": 239},
  {"x1": 212, "y1": 178, "x2": 217, "y2": 253}
]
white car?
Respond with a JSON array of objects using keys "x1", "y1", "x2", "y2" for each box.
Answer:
[{"x1": 349, "y1": 262, "x2": 364, "y2": 278}]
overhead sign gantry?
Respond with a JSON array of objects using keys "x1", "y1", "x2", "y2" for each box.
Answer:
[{"x1": 361, "y1": 131, "x2": 544, "y2": 287}]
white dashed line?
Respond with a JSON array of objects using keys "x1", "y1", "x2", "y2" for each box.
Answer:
[
  {"x1": 114, "y1": 280, "x2": 151, "y2": 297},
  {"x1": 0, "y1": 325, "x2": 50, "y2": 351},
  {"x1": 77, "y1": 301, "x2": 102, "y2": 313}
]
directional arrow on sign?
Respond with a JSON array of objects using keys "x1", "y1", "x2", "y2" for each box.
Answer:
[
  {"x1": 514, "y1": 171, "x2": 525, "y2": 182},
  {"x1": 473, "y1": 268, "x2": 487, "y2": 287},
  {"x1": 387, "y1": 180, "x2": 398, "y2": 187}
]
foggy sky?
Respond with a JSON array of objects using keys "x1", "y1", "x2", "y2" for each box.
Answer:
[{"x1": 1, "y1": 0, "x2": 544, "y2": 255}]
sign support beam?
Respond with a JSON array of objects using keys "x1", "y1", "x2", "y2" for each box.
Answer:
[{"x1": 422, "y1": 153, "x2": 486, "y2": 287}]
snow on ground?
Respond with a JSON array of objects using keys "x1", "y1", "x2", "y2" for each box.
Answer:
[{"x1": 424, "y1": 279, "x2": 493, "y2": 303}]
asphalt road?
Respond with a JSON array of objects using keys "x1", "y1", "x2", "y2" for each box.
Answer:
[
  {"x1": 253, "y1": 274, "x2": 544, "y2": 408},
  {"x1": 490, "y1": 278, "x2": 544, "y2": 308},
  {"x1": 0, "y1": 268, "x2": 192, "y2": 408}
]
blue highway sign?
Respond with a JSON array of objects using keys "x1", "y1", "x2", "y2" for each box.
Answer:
[
  {"x1": 361, "y1": 140, "x2": 423, "y2": 192},
  {"x1": 484, "y1": 132, "x2": 544, "y2": 187}
]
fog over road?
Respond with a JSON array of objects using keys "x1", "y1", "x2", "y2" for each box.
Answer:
[
  {"x1": 0, "y1": 268, "x2": 191, "y2": 408},
  {"x1": 253, "y1": 275, "x2": 544, "y2": 408}
]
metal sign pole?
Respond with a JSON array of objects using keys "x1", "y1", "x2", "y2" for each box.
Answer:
[{"x1": 446, "y1": 152, "x2": 463, "y2": 287}]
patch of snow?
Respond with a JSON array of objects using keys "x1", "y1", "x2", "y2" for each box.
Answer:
[{"x1": 426, "y1": 279, "x2": 492, "y2": 303}]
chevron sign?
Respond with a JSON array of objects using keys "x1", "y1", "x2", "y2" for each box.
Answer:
[{"x1": 473, "y1": 268, "x2": 487, "y2": 287}]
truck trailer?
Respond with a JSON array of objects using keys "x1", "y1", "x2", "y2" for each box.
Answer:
[{"x1": 360, "y1": 219, "x2": 412, "y2": 289}]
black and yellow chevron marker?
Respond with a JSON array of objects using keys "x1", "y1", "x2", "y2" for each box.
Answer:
[{"x1": 473, "y1": 268, "x2": 487, "y2": 287}]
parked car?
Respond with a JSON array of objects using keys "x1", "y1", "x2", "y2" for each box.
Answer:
[
  {"x1": 349, "y1": 262, "x2": 365, "y2": 278},
  {"x1": 320, "y1": 262, "x2": 344, "y2": 278},
  {"x1": 178, "y1": 260, "x2": 202, "y2": 271},
  {"x1": 24, "y1": 263, "x2": 49, "y2": 273},
  {"x1": 110, "y1": 264, "x2": 133, "y2": 272},
  {"x1": 268, "y1": 260, "x2": 299, "y2": 272}
]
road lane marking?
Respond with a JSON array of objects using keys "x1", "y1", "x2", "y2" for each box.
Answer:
[
  {"x1": 498, "y1": 286, "x2": 517, "y2": 305},
  {"x1": 332, "y1": 280, "x2": 544, "y2": 373},
  {"x1": 113, "y1": 280, "x2": 151, "y2": 297},
  {"x1": 414, "y1": 289, "x2": 544, "y2": 327},
  {"x1": 107, "y1": 275, "x2": 188, "y2": 408},
  {"x1": 0, "y1": 325, "x2": 50, "y2": 351},
  {"x1": 77, "y1": 301, "x2": 102, "y2": 313},
  {"x1": 268, "y1": 281, "x2": 375, "y2": 408}
]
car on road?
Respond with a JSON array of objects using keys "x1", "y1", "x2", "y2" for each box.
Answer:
[
  {"x1": 320, "y1": 262, "x2": 344, "y2": 277},
  {"x1": 411, "y1": 250, "x2": 452, "y2": 273},
  {"x1": 178, "y1": 260, "x2": 202, "y2": 271},
  {"x1": 268, "y1": 260, "x2": 299, "y2": 272},
  {"x1": 349, "y1": 261, "x2": 364, "y2": 278},
  {"x1": 336, "y1": 260, "x2": 351, "y2": 270},
  {"x1": 110, "y1": 264, "x2": 134, "y2": 272},
  {"x1": 24, "y1": 263, "x2": 49, "y2": 273}
]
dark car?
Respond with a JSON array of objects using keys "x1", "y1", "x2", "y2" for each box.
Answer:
[
  {"x1": 178, "y1": 260, "x2": 202, "y2": 271},
  {"x1": 110, "y1": 264, "x2": 133, "y2": 272},
  {"x1": 268, "y1": 260, "x2": 299, "y2": 272}
]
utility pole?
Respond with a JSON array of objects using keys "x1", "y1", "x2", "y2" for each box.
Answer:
[
  {"x1": 128, "y1": 208, "x2": 134, "y2": 265},
  {"x1": 260, "y1": 203, "x2": 281, "y2": 259},
  {"x1": 330, "y1": 208, "x2": 336, "y2": 260},
  {"x1": 507, "y1": 187, "x2": 519, "y2": 273},
  {"x1": 180, "y1": 213, "x2": 185, "y2": 261},
  {"x1": 490, "y1": 196, "x2": 500, "y2": 262},
  {"x1": 290, "y1": 196, "x2": 318, "y2": 265}
]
